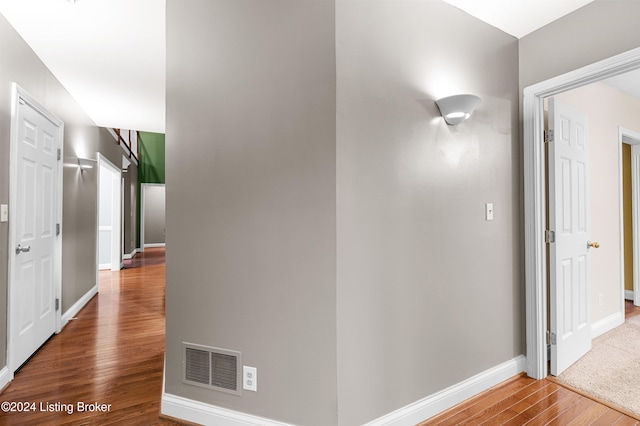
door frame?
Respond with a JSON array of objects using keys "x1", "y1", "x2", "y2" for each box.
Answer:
[
  {"x1": 7, "y1": 83, "x2": 64, "y2": 377},
  {"x1": 619, "y1": 127, "x2": 640, "y2": 307},
  {"x1": 97, "y1": 153, "x2": 122, "y2": 273},
  {"x1": 524, "y1": 47, "x2": 640, "y2": 380}
]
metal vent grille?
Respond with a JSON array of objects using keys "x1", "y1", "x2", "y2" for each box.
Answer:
[
  {"x1": 183, "y1": 343, "x2": 241, "y2": 395},
  {"x1": 211, "y1": 352, "x2": 237, "y2": 390},
  {"x1": 185, "y1": 348, "x2": 210, "y2": 385}
]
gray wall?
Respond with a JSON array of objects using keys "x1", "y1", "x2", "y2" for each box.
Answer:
[
  {"x1": 165, "y1": 1, "x2": 337, "y2": 425},
  {"x1": 519, "y1": 0, "x2": 640, "y2": 91},
  {"x1": 142, "y1": 184, "x2": 165, "y2": 245},
  {"x1": 336, "y1": 1, "x2": 521, "y2": 424},
  {"x1": 165, "y1": 1, "x2": 520, "y2": 425},
  {"x1": 0, "y1": 14, "x2": 138, "y2": 368}
]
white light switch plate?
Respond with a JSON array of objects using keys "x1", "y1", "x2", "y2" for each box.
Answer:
[
  {"x1": 0, "y1": 204, "x2": 7, "y2": 222},
  {"x1": 485, "y1": 203, "x2": 494, "y2": 221}
]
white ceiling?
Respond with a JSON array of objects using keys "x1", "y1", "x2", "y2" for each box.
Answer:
[
  {"x1": 0, "y1": 0, "x2": 165, "y2": 133},
  {"x1": 603, "y1": 70, "x2": 640, "y2": 100},
  {"x1": 0, "y1": 0, "x2": 631, "y2": 134},
  {"x1": 443, "y1": 0, "x2": 595, "y2": 39}
]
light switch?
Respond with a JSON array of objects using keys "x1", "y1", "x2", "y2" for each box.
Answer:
[
  {"x1": 0, "y1": 204, "x2": 7, "y2": 222},
  {"x1": 485, "y1": 203, "x2": 494, "y2": 221}
]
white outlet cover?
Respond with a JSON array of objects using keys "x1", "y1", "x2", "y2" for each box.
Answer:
[{"x1": 243, "y1": 366, "x2": 257, "y2": 392}]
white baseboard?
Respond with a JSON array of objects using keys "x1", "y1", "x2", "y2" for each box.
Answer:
[
  {"x1": 162, "y1": 356, "x2": 526, "y2": 426},
  {"x1": 144, "y1": 243, "x2": 165, "y2": 248},
  {"x1": 625, "y1": 290, "x2": 634, "y2": 300},
  {"x1": 123, "y1": 248, "x2": 139, "y2": 260},
  {"x1": 364, "y1": 355, "x2": 527, "y2": 426},
  {"x1": 0, "y1": 366, "x2": 10, "y2": 392},
  {"x1": 591, "y1": 311, "x2": 624, "y2": 339},
  {"x1": 61, "y1": 284, "x2": 98, "y2": 329},
  {"x1": 161, "y1": 393, "x2": 293, "y2": 426}
]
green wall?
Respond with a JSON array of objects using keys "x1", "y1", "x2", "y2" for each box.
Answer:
[
  {"x1": 138, "y1": 131, "x2": 165, "y2": 184},
  {"x1": 137, "y1": 131, "x2": 165, "y2": 246}
]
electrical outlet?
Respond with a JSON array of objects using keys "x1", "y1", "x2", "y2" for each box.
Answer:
[
  {"x1": 0, "y1": 204, "x2": 7, "y2": 222},
  {"x1": 243, "y1": 366, "x2": 257, "y2": 392}
]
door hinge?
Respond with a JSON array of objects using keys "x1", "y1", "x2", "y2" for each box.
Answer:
[
  {"x1": 55, "y1": 298, "x2": 60, "y2": 312},
  {"x1": 544, "y1": 129, "x2": 554, "y2": 143},
  {"x1": 57, "y1": 148, "x2": 61, "y2": 161},
  {"x1": 545, "y1": 230, "x2": 555, "y2": 243},
  {"x1": 56, "y1": 223, "x2": 60, "y2": 236},
  {"x1": 550, "y1": 332, "x2": 557, "y2": 345}
]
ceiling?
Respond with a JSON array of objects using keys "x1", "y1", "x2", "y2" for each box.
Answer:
[
  {"x1": 0, "y1": 0, "x2": 165, "y2": 133},
  {"x1": 0, "y1": 0, "x2": 636, "y2": 134},
  {"x1": 442, "y1": 0, "x2": 595, "y2": 39}
]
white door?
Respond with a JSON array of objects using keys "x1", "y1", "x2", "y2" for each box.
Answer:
[
  {"x1": 9, "y1": 87, "x2": 62, "y2": 372},
  {"x1": 548, "y1": 97, "x2": 592, "y2": 376}
]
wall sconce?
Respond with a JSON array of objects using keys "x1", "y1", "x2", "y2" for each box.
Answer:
[
  {"x1": 435, "y1": 94, "x2": 481, "y2": 125},
  {"x1": 77, "y1": 157, "x2": 96, "y2": 171}
]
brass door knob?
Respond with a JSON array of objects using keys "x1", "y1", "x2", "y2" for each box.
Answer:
[{"x1": 587, "y1": 241, "x2": 600, "y2": 249}]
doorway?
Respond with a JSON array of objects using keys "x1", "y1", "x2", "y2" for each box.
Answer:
[
  {"x1": 524, "y1": 47, "x2": 640, "y2": 379},
  {"x1": 140, "y1": 183, "x2": 166, "y2": 251},
  {"x1": 97, "y1": 154, "x2": 122, "y2": 272},
  {"x1": 620, "y1": 128, "x2": 640, "y2": 307}
]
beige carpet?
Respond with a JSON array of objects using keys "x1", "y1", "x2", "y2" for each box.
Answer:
[{"x1": 556, "y1": 314, "x2": 640, "y2": 416}]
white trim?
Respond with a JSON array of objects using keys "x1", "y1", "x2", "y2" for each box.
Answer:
[
  {"x1": 7, "y1": 84, "x2": 64, "y2": 376},
  {"x1": 363, "y1": 356, "x2": 526, "y2": 426},
  {"x1": 61, "y1": 284, "x2": 98, "y2": 329},
  {"x1": 161, "y1": 393, "x2": 294, "y2": 426},
  {"x1": 591, "y1": 311, "x2": 624, "y2": 339},
  {"x1": 144, "y1": 243, "x2": 166, "y2": 248},
  {"x1": 524, "y1": 46, "x2": 640, "y2": 380},
  {"x1": 99, "y1": 263, "x2": 112, "y2": 270},
  {"x1": 123, "y1": 248, "x2": 139, "y2": 260},
  {"x1": 0, "y1": 367, "x2": 10, "y2": 392},
  {"x1": 626, "y1": 289, "x2": 634, "y2": 300}
]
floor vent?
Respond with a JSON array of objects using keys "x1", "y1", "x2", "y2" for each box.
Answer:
[{"x1": 183, "y1": 343, "x2": 242, "y2": 395}]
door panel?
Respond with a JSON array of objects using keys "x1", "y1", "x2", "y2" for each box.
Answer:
[
  {"x1": 10, "y1": 94, "x2": 61, "y2": 372},
  {"x1": 549, "y1": 97, "x2": 591, "y2": 376}
]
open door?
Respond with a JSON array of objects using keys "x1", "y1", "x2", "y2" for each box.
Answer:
[{"x1": 548, "y1": 97, "x2": 594, "y2": 376}]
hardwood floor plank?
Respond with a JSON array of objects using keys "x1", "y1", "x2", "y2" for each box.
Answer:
[
  {"x1": 553, "y1": 396, "x2": 609, "y2": 425},
  {"x1": 478, "y1": 382, "x2": 561, "y2": 425},
  {"x1": 436, "y1": 376, "x2": 538, "y2": 425},
  {"x1": 614, "y1": 417, "x2": 640, "y2": 426},
  {"x1": 457, "y1": 379, "x2": 548, "y2": 425},
  {"x1": 591, "y1": 409, "x2": 625, "y2": 425}
]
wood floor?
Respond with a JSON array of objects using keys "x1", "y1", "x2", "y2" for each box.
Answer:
[
  {"x1": 419, "y1": 374, "x2": 639, "y2": 426},
  {"x1": 2, "y1": 253, "x2": 639, "y2": 425},
  {"x1": 421, "y1": 301, "x2": 640, "y2": 426},
  {"x1": 625, "y1": 299, "x2": 640, "y2": 320},
  {"x1": 0, "y1": 248, "x2": 180, "y2": 425}
]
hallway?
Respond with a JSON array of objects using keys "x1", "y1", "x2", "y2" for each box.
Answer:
[{"x1": 0, "y1": 248, "x2": 179, "y2": 425}]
